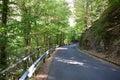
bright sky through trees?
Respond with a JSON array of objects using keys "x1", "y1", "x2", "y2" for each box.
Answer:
[{"x1": 66, "y1": 0, "x2": 76, "y2": 27}]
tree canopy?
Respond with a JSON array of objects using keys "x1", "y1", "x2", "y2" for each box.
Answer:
[{"x1": 1, "y1": 0, "x2": 119, "y2": 79}]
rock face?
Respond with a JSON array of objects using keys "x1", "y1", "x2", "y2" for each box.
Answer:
[{"x1": 81, "y1": 3, "x2": 120, "y2": 57}]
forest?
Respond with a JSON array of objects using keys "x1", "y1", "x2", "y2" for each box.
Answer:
[{"x1": 0, "y1": 0, "x2": 120, "y2": 79}]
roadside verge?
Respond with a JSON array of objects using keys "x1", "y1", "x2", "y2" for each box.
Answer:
[
  {"x1": 77, "y1": 47, "x2": 120, "y2": 68},
  {"x1": 32, "y1": 49, "x2": 57, "y2": 80}
]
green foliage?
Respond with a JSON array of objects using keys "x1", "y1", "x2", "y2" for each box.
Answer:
[
  {"x1": 73, "y1": 0, "x2": 108, "y2": 42},
  {"x1": 109, "y1": 0, "x2": 120, "y2": 5},
  {"x1": 0, "y1": 0, "x2": 70, "y2": 74},
  {"x1": 91, "y1": 25, "x2": 105, "y2": 38}
]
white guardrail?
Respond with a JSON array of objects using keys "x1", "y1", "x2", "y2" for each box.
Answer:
[{"x1": 19, "y1": 49, "x2": 53, "y2": 80}]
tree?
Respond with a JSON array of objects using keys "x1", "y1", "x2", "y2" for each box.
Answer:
[
  {"x1": 73, "y1": 0, "x2": 108, "y2": 42},
  {"x1": 0, "y1": 0, "x2": 70, "y2": 74},
  {"x1": 0, "y1": 0, "x2": 9, "y2": 69}
]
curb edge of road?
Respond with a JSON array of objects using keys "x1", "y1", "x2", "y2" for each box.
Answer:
[
  {"x1": 76, "y1": 47, "x2": 120, "y2": 68},
  {"x1": 45, "y1": 49, "x2": 58, "y2": 80}
]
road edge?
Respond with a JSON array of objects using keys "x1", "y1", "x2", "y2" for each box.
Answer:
[
  {"x1": 32, "y1": 49, "x2": 57, "y2": 80},
  {"x1": 76, "y1": 47, "x2": 120, "y2": 68}
]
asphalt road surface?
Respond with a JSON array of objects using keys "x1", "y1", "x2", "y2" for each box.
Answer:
[{"x1": 47, "y1": 44, "x2": 120, "y2": 80}]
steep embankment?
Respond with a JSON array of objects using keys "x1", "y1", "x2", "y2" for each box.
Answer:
[{"x1": 81, "y1": 3, "x2": 120, "y2": 65}]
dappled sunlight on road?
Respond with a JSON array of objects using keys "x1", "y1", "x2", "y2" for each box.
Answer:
[
  {"x1": 111, "y1": 68, "x2": 117, "y2": 71},
  {"x1": 47, "y1": 46, "x2": 120, "y2": 80},
  {"x1": 56, "y1": 47, "x2": 68, "y2": 50},
  {"x1": 54, "y1": 56, "x2": 118, "y2": 72},
  {"x1": 55, "y1": 57, "x2": 85, "y2": 67}
]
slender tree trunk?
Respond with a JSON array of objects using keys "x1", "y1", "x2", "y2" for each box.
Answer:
[
  {"x1": 35, "y1": 35, "x2": 39, "y2": 48},
  {"x1": 0, "y1": 46, "x2": 7, "y2": 66},
  {"x1": 84, "y1": 0, "x2": 89, "y2": 28},
  {"x1": 21, "y1": 7, "x2": 32, "y2": 68},
  {"x1": 89, "y1": 1, "x2": 93, "y2": 25},
  {"x1": 0, "y1": 0, "x2": 9, "y2": 68},
  {"x1": 56, "y1": 33, "x2": 59, "y2": 45},
  {"x1": 22, "y1": 7, "x2": 31, "y2": 56},
  {"x1": 44, "y1": 34, "x2": 46, "y2": 48},
  {"x1": 62, "y1": 33, "x2": 65, "y2": 45},
  {"x1": 59, "y1": 32, "x2": 62, "y2": 46},
  {"x1": 25, "y1": 36, "x2": 31, "y2": 56},
  {"x1": 34, "y1": 21, "x2": 39, "y2": 49}
]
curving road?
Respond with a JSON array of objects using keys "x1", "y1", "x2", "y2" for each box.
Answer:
[{"x1": 47, "y1": 44, "x2": 120, "y2": 80}]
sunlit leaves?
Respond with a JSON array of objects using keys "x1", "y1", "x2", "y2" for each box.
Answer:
[{"x1": 0, "y1": 0, "x2": 70, "y2": 66}]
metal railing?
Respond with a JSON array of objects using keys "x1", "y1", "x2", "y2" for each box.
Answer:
[
  {"x1": 19, "y1": 50, "x2": 47, "y2": 80},
  {"x1": 0, "y1": 47, "x2": 55, "y2": 80}
]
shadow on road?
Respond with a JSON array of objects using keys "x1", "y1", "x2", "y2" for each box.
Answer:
[{"x1": 47, "y1": 44, "x2": 120, "y2": 80}]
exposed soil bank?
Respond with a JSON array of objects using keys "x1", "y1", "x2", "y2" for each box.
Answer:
[{"x1": 80, "y1": 3, "x2": 120, "y2": 65}]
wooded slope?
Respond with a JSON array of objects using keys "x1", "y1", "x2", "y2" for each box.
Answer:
[{"x1": 81, "y1": 3, "x2": 120, "y2": 60}]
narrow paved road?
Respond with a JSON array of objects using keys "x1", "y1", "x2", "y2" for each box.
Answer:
[{"x1": 47, "y1": 44, "x2": 120, "y2": 80}]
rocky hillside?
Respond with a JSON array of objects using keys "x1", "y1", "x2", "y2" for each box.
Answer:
[{"x1": 81, "y1": 3, "x2": 120, "y2": 59}]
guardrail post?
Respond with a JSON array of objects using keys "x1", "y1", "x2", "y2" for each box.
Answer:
[
  {"x1": 48, "y1": 50, "x2": 51, "y2": 57},
  {"x1": 43, "y1": 57, "x2": 46, "y2": 63},
  {"x1": 48, "y1": 36, "x2": 51, "y2": 58}
]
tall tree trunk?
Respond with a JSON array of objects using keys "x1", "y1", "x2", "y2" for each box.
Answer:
[
  {"x1": 56, "y1": 33, "x2": 59, "y2": 45},
  {"x1": 0, "y1": 0, "x2": 9, "y2": 68},
  {"x1": 21, "y1": 7, "x2": 32, "y2": 67},
  {"x1": 84, "y1": 0, "x2": 89, "y2": 28},
  {"x1": 22, "y1": 7, "x2": 31, "y2": 56},
  {"x1": 89, "y1": 0, "x2": 93, "y2": 25},
  {"x1": 59, "y1": 32, "x2": 62, "y2": 46},
  {"x1": 24, "y1": 35, "x2": 31, "y2": 56}
]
